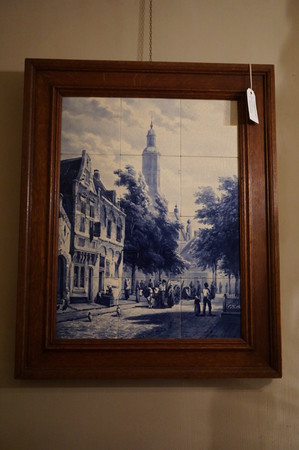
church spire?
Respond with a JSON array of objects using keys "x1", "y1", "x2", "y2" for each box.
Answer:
[
  {"x1": 146, "y1": 120, "x2": 156, "y2": 148},
  {"x1": 142, "y1": 121, "x2": 160, "y2": 201}
]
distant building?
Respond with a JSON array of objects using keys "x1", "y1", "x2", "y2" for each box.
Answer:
[
  {"x1": 58, "y1": 150, "x2": 125, "y2": 304},
  {"x1": 170, "y1": 204, "x2": 193, "y2": 252}
]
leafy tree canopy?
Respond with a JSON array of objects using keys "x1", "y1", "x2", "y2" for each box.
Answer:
[
  {"x1": 153, "y1": 195, "x2": 186, "y2": 275},
  {"x1": 192, "y1": 176, "x2": 240, "y2": 279},
  {"x1": 114, "y1": 165, "x2": 186, "y2": 279}
]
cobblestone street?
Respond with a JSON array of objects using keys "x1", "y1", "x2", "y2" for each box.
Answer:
[{"x1": 56, "y1": 295, "x2": 240, "y2": 339}]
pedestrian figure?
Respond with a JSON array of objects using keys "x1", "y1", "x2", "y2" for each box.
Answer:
[
  {"x1": 223, "y1": 293, "x2": 228, "y2": 312},
  {"x1": 124, "y1": 278, "x2": 131, "y2": 300},
  {"x1": 194, "y1": 296, "x2": 201, "y2": 316},
  {"x1": 116, "y1": 305, "x2": 121, "y2": 317},
  {"x1": 135, "y1": 280, "x2": 140, "y2": 303},
  {"x1": 167, "y1": 283, "x2": 174, "y2": 308},
  {"x1": 62, "y1": 297, "x2": 68, "y2": 310},
  {"x1": 203, "y1": 282, "x2": 212, "y2": 316},
  {"x1": 159, "y1": 279, "x2": 167, "y2": 308},
  {"x1": 143, "y1": 285, "x2": 153, "y2": 308},
  {"x1": 196, "y1": 281, "x2": 201, "y2": 298},
  {"x1": 87, "y1": 311, "x2": 92, "y2": 322},
  {"x1": 153, "y1": 283, "x2": 159, "y2": 308},
  {"x1": 194, "y1": 281, "x2": 201, "y2": 316},
  {"x1": 189, "y1": 281, "x2": 196, "y2": 298}
]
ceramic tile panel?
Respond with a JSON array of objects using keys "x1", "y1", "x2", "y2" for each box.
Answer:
[
  {"x1": 61, "y1": 97, "x2": 122, "y2": 157},
  {"x1": 117, "y1": 276, "x2": 182, "y2": 339},
  {"x1": 180, "y1": 99, "x2": 238, "y2": 158},
  {"x1": 57, "y1": 96, "x2": 241, "y2": 340},
  {"x1": 120, "y1": 98, "x2": 181, "y2": 157}
]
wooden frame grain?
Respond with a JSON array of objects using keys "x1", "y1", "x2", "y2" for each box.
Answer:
[{"x1": 15, "y1": 59, "x2": 281, "y2": 378}]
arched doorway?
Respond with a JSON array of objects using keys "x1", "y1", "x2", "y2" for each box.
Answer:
[
  {"x1": 99, "y1": 246, "x2": 107, "y2": 293},
  {"x1": 57, "y1": 255, "x2": 67, "y2": 305}
]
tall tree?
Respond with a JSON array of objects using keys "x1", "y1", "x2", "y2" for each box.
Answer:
[
  {"x1": 192, "y1": 186, "x2": 222, "y2": 282},
  {"x1": 153, "y1": 194, "x2": 186, "y2": 277},
  {"x1": 192, "y1": 176, "x2": 240, "y2": 292},
  {"x1": 114, "y1": 166, "x2": 187, "y2": 286},
  {"x1": 114, "y1": 165, "x2": 157, "y2": 287},
  {"x1": 217, "y1": 177, "x2": 240, "y2": 294}
]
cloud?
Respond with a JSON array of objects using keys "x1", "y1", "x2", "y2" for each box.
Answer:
[
  {"x1": 180, "y1": 156, "x2": 238, "y2": 217},
  {"x1": 61, "y1": 98, "x2": 121, "y2": 154},
  {"x1": 60, "y1": 97, "x2": 239, "y2": 220}
]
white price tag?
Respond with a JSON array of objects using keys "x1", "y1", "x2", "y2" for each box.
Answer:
[{"x1": 247, "y1": 88, "x2": 259, "y2": 124}]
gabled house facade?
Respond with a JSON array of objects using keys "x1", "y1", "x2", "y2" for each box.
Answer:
[{"x1": 58, "y1": 150, "x2": 125, "y2": 304}]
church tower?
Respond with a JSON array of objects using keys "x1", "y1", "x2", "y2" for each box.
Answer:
[{"x1": 142, "y1": 121, "x2": 160, "y2": 201}]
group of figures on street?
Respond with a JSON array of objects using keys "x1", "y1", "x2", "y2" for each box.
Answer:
[
  {"x1": 124, "y1": 278, "x2": 217, "y2": 316},
  {"x1": 194, "y1": 282, "x2": 217, "y2": 317},
  {"x1": 134, "y1": 279, "x2": 180, "y2": 309}
]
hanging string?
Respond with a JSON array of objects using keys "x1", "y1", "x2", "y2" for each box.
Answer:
[
  {"x1": 137, "y1": 0, "x2": 145, "y2": 61},
  {"x1": 149, "y1": 0, "x2": 153, "y2": 61},
  {"x1": 249, "y1": 64, "x2": 253, "y2": 90},
  {"x1": 137, "y1": 0, "x2": 153, "y2": 62}
]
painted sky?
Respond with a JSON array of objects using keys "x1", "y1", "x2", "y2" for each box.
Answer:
[{"x1": 61, "y1": 97, "x2": 238, "y2": 224}]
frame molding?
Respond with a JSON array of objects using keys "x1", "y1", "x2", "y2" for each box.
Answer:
[{"x1": 15, "y1": 59, "x2": 281, "y2": 378}]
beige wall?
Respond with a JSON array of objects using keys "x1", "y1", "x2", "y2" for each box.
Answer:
[{"x1": 0, "y1": 0, "x2": 298, "y2": 448}]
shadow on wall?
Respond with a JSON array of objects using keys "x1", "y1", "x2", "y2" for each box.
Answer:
[
  {"x1": 0, "y1": 71, "x2": 24, "y2": 387},
  {"x1": 277, "y1": 0, "x2": 299, "y2": 424},
  {"x1": 277, "y1": 0, "x2": 299, "y2": 376}
]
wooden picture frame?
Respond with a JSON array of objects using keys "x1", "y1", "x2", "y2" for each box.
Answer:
[{"x1": 15, "y1": 59, "x2": 281, "y2": 378}]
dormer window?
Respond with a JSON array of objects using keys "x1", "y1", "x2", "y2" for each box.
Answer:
[
  {"x1": 90, "y1": 202, "x2": 95, "y2": 218},
  {"x1": 116, "y1": 218, "x2": 122, "y2": 242},
  {"x1": 79, "y1": 217, "x2": 85, "y2": 232},
  {"x1": 107, "y1": 220, "x2": 112, "y2": 239},
  {"x1": 102, "y1": 205, "x2": 107, "y2": 225},
  {"x1": 80, "y1": 198, "x2": 86, "y2": 214}
]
